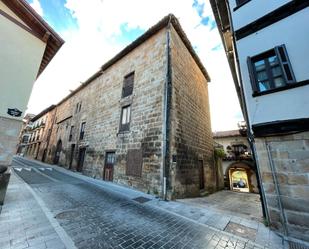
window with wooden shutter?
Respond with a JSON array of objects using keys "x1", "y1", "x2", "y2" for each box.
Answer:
[
  {"x1": 122, "y1": 72, "x2": 134, "y2": 98},
  {"x1": 119, "y1": 105, "x2": 131, "y2": 132},
  {"x1": 247, "y1": 45, "x2": 295, "y2": 94},
  {"x1": 126, "y1": 149, "x2": 143, "y2": 177},
  {"x1": 80, "y1": 122, "x2": 86, "y2": 140}
]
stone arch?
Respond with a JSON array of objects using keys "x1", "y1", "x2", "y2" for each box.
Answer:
[
  {"x1": 225, "y1": 161, "x2": 259, "y2": 193},
  {"x1": 53, "y1": 139, "x2": 62, "y2": 164}
]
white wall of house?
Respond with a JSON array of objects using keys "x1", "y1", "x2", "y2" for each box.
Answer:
[
  {"x1": 233, "y1": 6, "x2": 309, "y2": 125},
  {"x1": 0, "y1": 5, "x2": 46, "y2": 120},
  {"x1": 230, "y1": 0, "x2": 292, "y2": 30},
  {"x1": 0, "y1": 2, "x2": 46, "y2": 166}
]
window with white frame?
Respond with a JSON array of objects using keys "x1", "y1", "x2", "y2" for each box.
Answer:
[{"x1": 119, "y1": 105, "x2": 131, "y2": 132}]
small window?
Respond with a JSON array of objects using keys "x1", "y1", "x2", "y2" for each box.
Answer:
[
  {"x1": 122, "y1": 72, "x2": 134, "y2": 98},
  {"x1": 75, "y1": 103, "x2": 79, "y2": 114},
  {"x1": 247, "y1": 45, "x2": 295, "y2": 94},
  {"x1": 80, "y1": 122, "x2": 86, "y2": 140},
  {"x1": 79, "y1": 102, "x2": 82, "y2": 112},
  {"x1": 69, "y1": 126, "x2": 74, "y2": 141},
  {"x1": 119, "y1": 105, "x2": 131, "y2": 132}
]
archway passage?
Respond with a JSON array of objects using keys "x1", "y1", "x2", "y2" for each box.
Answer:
[
  {"x1": 230, "y1": 169, "x2": 249, "y2": 192},
  {"x1": 53, "y1": 140, "x2": 62, "y2": 164},
  {"x1": 226, "y1": 161, "x2": 259, "y2": 194}
]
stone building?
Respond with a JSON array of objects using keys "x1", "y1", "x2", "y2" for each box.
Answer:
[
  {"x1": 0, "y1": 0, "x2": 63, "y2": 168},
  {"x1": 24, "y1": 105, "x2": 56, "y2": 161},
  {"x1": 16, "y1": 113, "x2": 35, "y2": 156},
  {"x1": 213, "y1": 129, "x2": 258, "y2": 194},
  {"x1": 211, "y1": 0, "x2": 309, "y2": 243},
  {"x1": 25, "y1": 14, "x2": 215, "y2": 199}
]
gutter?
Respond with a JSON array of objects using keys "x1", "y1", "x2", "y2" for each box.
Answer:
[{"x1": 162, "y1": 17, "x2": 173, "y2": 200}]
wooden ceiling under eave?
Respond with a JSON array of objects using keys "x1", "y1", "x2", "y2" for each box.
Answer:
[{"x1": 2, "y1": 0, "x2": 64, "y2": 78}]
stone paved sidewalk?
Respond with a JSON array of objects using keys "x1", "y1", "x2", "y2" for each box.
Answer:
[
  {"x1": 0, "y1": 170, "x2": 76, "y2": 249},
  {"x1": 19, "y1": 157, "x2": 286, "y2": 249}
]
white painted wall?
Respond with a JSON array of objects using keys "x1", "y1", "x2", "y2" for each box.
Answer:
[
  {"x1": 0, "y1": 2, "x2": 46, "y2": 166},
  {"x1": 230, "y1": 0, "x2": 292, "y2": 30},
  {"x1": 235, "y1": 8, "x2": 309, "y2": 125},
  {"x1": 0, "y1": 12, "x2": 46, "y2": 120}
]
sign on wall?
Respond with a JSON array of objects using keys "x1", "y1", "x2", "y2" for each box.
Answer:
[{"x1": 7, "y1": 108, "x2": 22, "y2": 117}]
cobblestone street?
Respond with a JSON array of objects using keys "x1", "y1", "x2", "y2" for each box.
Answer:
[{"x1": 0, "y1": 157, "x2": 285, "y2": 249}]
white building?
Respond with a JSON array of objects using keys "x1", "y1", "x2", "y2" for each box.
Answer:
[
  {"x1": 210, "y1": 0, "x2": 309, "y2": 243},
  {"x1": 0, "y1": 0, "x2": 64, "y2": 167}
]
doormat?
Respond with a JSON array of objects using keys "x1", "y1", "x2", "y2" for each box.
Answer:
[
  {"x1": 224, "y1": 222, "x2": 257, "y2": 240},
  {"x1": 132, "y1": 196, "x2": 151, "y2": 204}
]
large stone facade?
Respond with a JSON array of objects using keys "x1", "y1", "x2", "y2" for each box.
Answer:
[
  {"x1": 255, "y1": 131, "x2": 309, "y2": 241},
  {"x1": 25, "y1": 15, "x2": 214, "y2": 199}
]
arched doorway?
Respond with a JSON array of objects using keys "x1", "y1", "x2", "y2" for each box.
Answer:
[
  {"x1": 53, "y1": 140, "x2": 62, "y2": 164},
  {"x1": 225, "y1": 161, "x2": 259, "y2": 193}
]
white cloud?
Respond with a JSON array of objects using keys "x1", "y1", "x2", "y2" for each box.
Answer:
[
  {"x1": 27, "y1": 0, "x2": 243, "y2": 131},
  {"x1": 29, "y1": 0, "x2": 43, "y2": 16}
]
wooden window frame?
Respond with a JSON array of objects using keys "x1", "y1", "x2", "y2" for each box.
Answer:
[
  {"x1": 121, "y1": 72, "x2": 134, "y2": 98},
  {"x1": 79, "y1": 122, "x2": 86, "y2": 140},
  {"x1": 119, "y1": 105, "x2": 131, "y2": 132},
  {"x1": 247, "y1": 44, "x2": 295, "y2": 96},
  {"x1": 234, "y1": 0, "x2": 251, "y2": 11},
  {"x1": 69, "y1": 126, "x2": 74, "y2": 141}
]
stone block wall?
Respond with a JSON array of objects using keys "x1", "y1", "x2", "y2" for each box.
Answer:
[
  {"x1": 168, "y1": 26, "x2": 214, "y2": 198},
  {"x1": 44, "y1": 29, "x2": 167, "y2": 195},
  {"x1": 255, "y1": 131, "x2": 309, "y2": 242},
  {"x1": 0, "y1": 117, "x2": 22, "y2": 166}
]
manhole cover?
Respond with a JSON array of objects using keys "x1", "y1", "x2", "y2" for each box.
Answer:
[
  {"x1": 132, "y1": 196, "x2": 151, "y2": 203},
  {"x1": 55, "y1": 210, "x2": 79, "y2": 220},
  {"x1": 289, "y1": 241, "x2": 309, "y2": 249},
  {"x1": 224, "y1": 222, "x2": 257, "y2": 240}
]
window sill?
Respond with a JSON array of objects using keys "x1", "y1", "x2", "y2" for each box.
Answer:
[
  {"x1": 252, "y1": 80, "x2": 309, "y2": 97},
  {"x1": 233, "y1": 0, "x2": 251, "y2": 11},
  {"x1": 119, "y1": 94, "x2": 133, "y2": 106},
  {"x1": 117, "y1": 130, "x2": 130, "y2": 136}
]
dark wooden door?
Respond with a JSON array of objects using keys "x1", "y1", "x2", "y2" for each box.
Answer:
[
  {"x1": 69, "y1": 144, "x2": 75, "y2": 169},
  {"x1": 42, "y1": 149, "x2": 47, "y2": 162},
  {"x1": 199, "y1": 160, "x2": 205, "y2": 190},
  {"x1": 77, "y1": 147, "x2": 86, "y2": 172},
  {"x1": 53, "y1": 140, "x2": 62, "y2": 164},
  {"x1": 104, "y1": 152, "x2": 115, "y2": 181}
]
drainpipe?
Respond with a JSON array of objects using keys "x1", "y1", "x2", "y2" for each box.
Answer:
[
  {"x1": 223, "y1": 0, "x2": 268, "y2": 220},
  {"x1": 266, "y1": 142, "x2": 288, "y2": 236},
  {"x1": 162, "y1": 16, "x2": 173, "y2": 200}
]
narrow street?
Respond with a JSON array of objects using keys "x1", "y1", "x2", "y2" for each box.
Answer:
[{"x1": 0, "y1": 157, "x2": 283, "y2": 249}]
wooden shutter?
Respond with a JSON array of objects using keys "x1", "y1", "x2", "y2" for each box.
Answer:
[
  {"x1": 122, "y1": 73, "x2": 134, "y2": 98},
  {"x1": 126, "y1": 149, "x2": 143, "y2": 177},
  {"x1": 275, "y1": 44, "x2": 296, "y2": 84},
  {"x1": 247, "y1": 56, "x2": 258, "y2": 93}
]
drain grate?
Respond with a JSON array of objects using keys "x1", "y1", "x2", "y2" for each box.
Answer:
[
  {"x1": 289, "y1": 241, "x2": 309, "y2": 249},
  {"x1": 55, "y1": 210, "x2": 79, "y2": 220},
  {"x1": 132, "y1": 196, "x2": 151, "y2": 204}
]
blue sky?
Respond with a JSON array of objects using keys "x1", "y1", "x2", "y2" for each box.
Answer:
[{"x1": 26, "y1": 0, "x2": 242, "y2": 131}]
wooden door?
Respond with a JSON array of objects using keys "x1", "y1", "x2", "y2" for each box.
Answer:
[
  {"x1": 69, "y1": 144, "x2": 75, "y2": 169},
  {"x1": 199, "y1": 160, "x2": 205, "y2": 190},
  {"x1": 104, "y1": 152, "x2": 115, "y2": 181},
  {"x1": 77, "y1": 147, "x2": 86, "y2": 172},
  {"x1": 53, "y1": 140, "x2": 62, "y2": 164}
]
